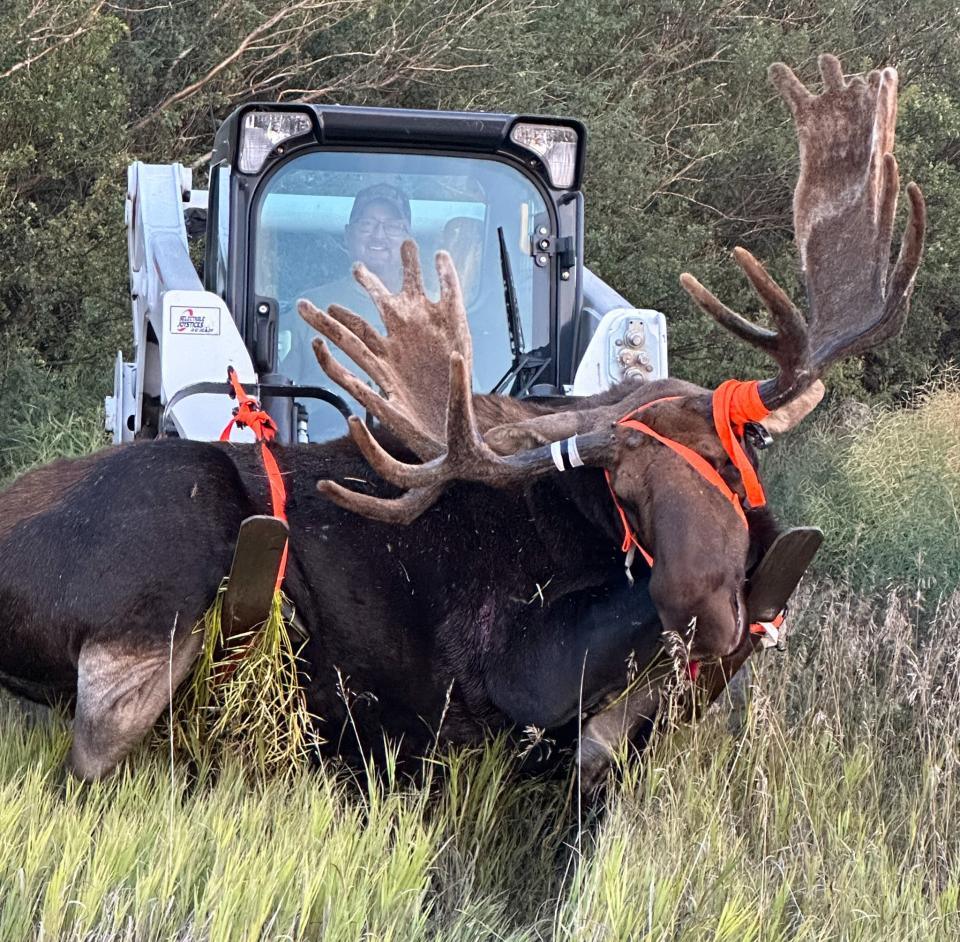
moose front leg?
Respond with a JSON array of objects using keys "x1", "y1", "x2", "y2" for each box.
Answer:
[
  {"x1": 479, "y1": 570, "x2": 731, "y2": 793},
  {"x1": 578, "y1": 667, "x2": 667, "y2": 795},
  {"x1": 577, "y1": 641, "x2": 746, "y2": 796},
  {"x1": 480, "y1": 575, "x2": 667, "y2": 793},
  {"x1": 577, "y1": 645, "x2": 746, "y2": 796}
]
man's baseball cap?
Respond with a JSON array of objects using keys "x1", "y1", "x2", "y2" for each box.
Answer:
[{"x1": 348, "y1": 183, "x2": 411, "y2": 225}]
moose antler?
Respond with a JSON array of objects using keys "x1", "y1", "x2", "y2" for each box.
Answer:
[
  {"x1": 298, "y1": 241, "x2": 473, "y2": 461},
  {"x1": 306, "y1": 54, "x2": 924, "y2": 524},
  {"x1": 302, "y1": 242, "x2": 615, "y2": 522},
  {"x1": 680, "y1": 54, "x2": 926, "y2": 409},
  {"x1": 318, "y1": 368, "x2": 616, "y2": 522}
]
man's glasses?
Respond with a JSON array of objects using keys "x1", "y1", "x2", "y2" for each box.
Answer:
[{"x1": 352, "y1": 218, "x2": 409, "y2": 238}]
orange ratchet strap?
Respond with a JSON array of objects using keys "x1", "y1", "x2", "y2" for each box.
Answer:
[
  {"x1": 712, "y1": 379, "x2": 769, "y2": 509},
  {"x1": 220, "y1": 368, "x2": 288, "y2": 589}
]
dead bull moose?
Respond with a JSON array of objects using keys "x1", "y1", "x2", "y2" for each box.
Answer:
[{"x1": 0, "y1": 56, "x2": 924, "y2": 789}]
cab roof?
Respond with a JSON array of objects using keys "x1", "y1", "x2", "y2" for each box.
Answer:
[{"x1": 212, "y1": 102, "x2": 586, "y2": 192}]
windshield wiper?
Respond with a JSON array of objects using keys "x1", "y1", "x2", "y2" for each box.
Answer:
[
  {"x1": 498, "y1": 225, "x2": 524, "y2": 369},
  {"x1": 492, "y1": 227, "x2": 550, "y2": 395}
]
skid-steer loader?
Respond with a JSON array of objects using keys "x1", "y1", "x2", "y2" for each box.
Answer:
[{"x1": 109, "y1": 104, "x2": 668, "y2": 447}]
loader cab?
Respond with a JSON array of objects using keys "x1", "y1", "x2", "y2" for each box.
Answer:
[{"x1": 204, "y1": 104, "x2": 586, "y2": 441}]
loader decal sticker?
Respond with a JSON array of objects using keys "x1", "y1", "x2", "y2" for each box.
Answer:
[{"x1": 170, "y1": 306, "x2": 221, "y2": 336}]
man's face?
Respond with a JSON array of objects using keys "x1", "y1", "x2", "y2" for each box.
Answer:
[{"x1": 345, "y1": 199, "x2": 409, "y2": 286}]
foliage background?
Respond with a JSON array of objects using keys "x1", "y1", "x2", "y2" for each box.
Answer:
[{"x1": 2, "y1": 0, "x2": 959, "y2": 465}]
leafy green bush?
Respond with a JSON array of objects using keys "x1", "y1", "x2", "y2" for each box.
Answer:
[{"x1": 3, "y1": 1, "x2": 960, "y2": 403}]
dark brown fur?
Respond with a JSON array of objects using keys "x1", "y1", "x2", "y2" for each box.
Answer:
[
  {"x1": 0, "y1": 454, "x2": 100, "y2": 539},
  {"x1": 0, "y1": 380, "x2": 774, "y2": 782},
  {"x1": 0, "y1": 54, "x2": 924, "y2": 790}
]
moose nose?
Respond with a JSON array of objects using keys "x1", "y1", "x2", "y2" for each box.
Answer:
[
  {"x1": 655, "y1": 587, "x2": 746, "y2": 662},
  {"x1": 693, "y1": 588, "x2": 746, "y2": 660}
]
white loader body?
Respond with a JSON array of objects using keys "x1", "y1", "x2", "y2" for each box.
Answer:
[{"x1": 108, "y1": 160, "x2": 669, "y2": 447}]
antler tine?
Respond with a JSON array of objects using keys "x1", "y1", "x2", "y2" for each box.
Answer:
[
  {"x1": 732, "y1": 248, "x2": 808, "y2": 353},
  {"x1": 319, "y1": 349, "x2": 620, "y2": 523},
  {"x1": 678, "y1": 272, "x2": 780, "y2": 353},
  {"x1": 884, "y1": 182, "x2": 927, "y2": 313},
  {"x1": 732, "y1": 248, "x2": 814, "y2": 405},
  {"x1": 310, "y1": 337, "x2": 442, "y2": 460},
  {"x1": 336, "y1": 352, "x2": 510, "y2": 491},
  {"x1": 316, "y1": 480, "x2": 447, "y2": 525},
  {"x1": 300, "y1": 302, "x2": 391, "y2": 389},
  {"x1": 679, "y1": 251, "x2": 814, "y2": 407}
]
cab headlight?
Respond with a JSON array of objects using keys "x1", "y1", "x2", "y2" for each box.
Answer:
[
  {"x1": 509, "y1": 122, "x2": 579, "y2": 188},
  {"x1": 239, "y1": 111, "x2": 312, "y2": 174}
]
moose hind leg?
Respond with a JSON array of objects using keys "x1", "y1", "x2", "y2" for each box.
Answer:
[{"x1": 69, "y1": 630, "x2": 203, "y2": 781}]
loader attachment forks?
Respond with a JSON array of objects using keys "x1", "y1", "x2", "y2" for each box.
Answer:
[
  {"x1": 746, "y1": 526, "x2": 823, "y2": 625},
  {"x1": 221, "y1": 515, "x2": 290, "y2": 639}
]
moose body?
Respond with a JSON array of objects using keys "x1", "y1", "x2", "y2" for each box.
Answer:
[
  {"x1": 0, "y1": 55, "x2": 926, "y2": 785},
  {"x1": 0, "y1": 428, "x2": 708, "y2": 776}
]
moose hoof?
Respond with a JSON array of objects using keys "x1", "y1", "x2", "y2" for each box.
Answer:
[{"x1": 577, "y1": 734, "x2": 613, "y2": 798}]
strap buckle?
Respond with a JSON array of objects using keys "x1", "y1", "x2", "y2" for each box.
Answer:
[{"x1": 744, "y1": 421, "x2": 773, "y2": 450}]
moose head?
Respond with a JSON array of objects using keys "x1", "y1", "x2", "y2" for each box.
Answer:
[{"x1": 298, "y1": 55, "x2": 925, "y2": 668}]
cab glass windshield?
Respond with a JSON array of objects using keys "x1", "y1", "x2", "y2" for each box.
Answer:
[{"x1": 253, "y1": 151, "x2": 551, "y2": 440}]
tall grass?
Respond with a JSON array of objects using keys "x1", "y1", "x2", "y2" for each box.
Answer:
[
  {"x1": 165, "y1": 587, "x2": 321, "y2": 777},
  {"x1": 1, "y1": 583, "x2": 957, "y2": 939},
  {"x1": 0, "y1": 403, "x2": 106, "y2": 485},
  {"x1": 765, "y1": 375, "x2": 960, "y2": 592}
]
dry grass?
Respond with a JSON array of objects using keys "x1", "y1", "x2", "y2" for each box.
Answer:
[{"x1": 164, "y1": 586, "x2": 321, "y2": 778}]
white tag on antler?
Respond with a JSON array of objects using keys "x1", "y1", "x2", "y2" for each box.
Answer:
[
  {"x1": 550, "y1": 440, "x2": 564, "y2": 472},
  {"x1": 550, "y1": 436, "x2": 585, "y2": 473}
]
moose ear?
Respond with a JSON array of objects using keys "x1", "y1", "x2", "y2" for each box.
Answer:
[
  {"x1": 760, "y1": 380, "x2": 825, "y2": 435},
  {"x1": 482, "y1": 412, "x2": 582, "y2": 455}
]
